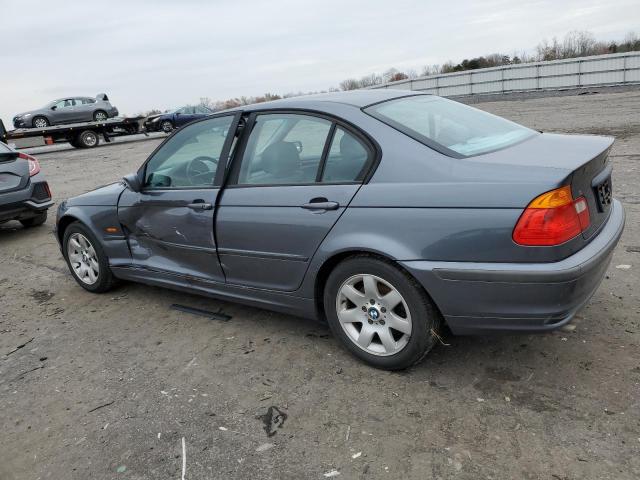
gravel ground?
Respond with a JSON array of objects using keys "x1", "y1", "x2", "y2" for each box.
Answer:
[{"x1": 1, "y1": 91, "x2": 639, "y2": 480}]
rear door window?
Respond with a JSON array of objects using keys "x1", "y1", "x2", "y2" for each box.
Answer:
[
  {"x1": 236, "y1": 114, "x2": 332, "y2": 185},
  {"x1": 321, "y1": 128, "x2": 370, "y2": 182}
]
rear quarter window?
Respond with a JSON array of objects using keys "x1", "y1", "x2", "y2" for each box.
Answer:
[{"x1": 364, "y1": 95, "x2": 537, "y2": 157}]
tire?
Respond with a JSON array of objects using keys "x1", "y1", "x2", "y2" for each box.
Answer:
[
  {"x1": 75, "y1": 130, "x2": 99, "y2": 148},
  {"x1": 93, "y1": 110, "x2": 108, "y2": 122},
  {"x1": 32, "y1": 116, "x2": 49, "y2": 128},
  {"x1": 323, "y1": 255, "x2": 442, "y2": 370},
  {"x1": 62, "y1": 222, "x2": 117, "y2": 293},
  {"x1": 161, "y1": 120, "x2": 173, "y2": 133},
  {"x1": 20, "y1": 211, "x2": 47, "y2": 228}
]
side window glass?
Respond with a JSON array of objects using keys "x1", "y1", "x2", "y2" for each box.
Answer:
[
  {"x1": 144, "y1": 116, "x2": 234, "y2": 189},
  {"x1": 237, "y1": 114, "x2": 331, "y2": 185},
  {"x1": 321, "y1": 128, "x2": 370, "y2": 182}
]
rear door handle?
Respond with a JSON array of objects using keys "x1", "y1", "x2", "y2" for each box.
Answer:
[
  {"x1": 187, "y1": 201, "x2": 213, "y2": 210},
  {"x1": 301, "y1": 200, "x2": 339, "y2": 211}
]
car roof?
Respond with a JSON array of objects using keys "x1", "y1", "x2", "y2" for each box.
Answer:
[{"x1": 233, "y1": 89, "x2": 428, "y2": 112}]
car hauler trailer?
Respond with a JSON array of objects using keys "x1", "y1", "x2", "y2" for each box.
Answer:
[{"x1": 0, "y1": 117, "x2": 145, "y2": 149}]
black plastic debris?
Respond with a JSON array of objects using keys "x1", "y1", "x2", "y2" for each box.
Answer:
[
  {"x1": 257, "y1": 406, "x2": 287, "y2": 437},
  {"x1": 170, "y1": 304, "x2": 232, "y2": 322}
]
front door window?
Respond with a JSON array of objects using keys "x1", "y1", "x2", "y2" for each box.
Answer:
[{"x1": 143, "y1": 116, "x2": 234, "y2": 189}]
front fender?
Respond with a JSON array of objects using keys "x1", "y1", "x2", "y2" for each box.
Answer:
[{"x1": 55, "y1": 204, "x2": 132, "y2": 266}]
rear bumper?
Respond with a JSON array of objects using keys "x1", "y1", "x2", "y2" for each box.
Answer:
[
  {"x1": 0, "y1": 175, "x2": 53, "y2": 223},
  {"x1": 401, "y1": 199, "x2": 625, "y2": 335}
]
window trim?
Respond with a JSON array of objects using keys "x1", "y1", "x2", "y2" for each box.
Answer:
[
  {"x1": 137, "y1": 112, "x2": 242, "y2": 192},
  {"x1": 225, "y1": 108, "x2": 379, "y2": 189}
]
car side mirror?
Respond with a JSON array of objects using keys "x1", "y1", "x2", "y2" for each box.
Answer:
[
  {"x1": 51, "y1": 106, "x2": 57, "y2": 110},
  {"x1": 122, "y1": 172, "x2": 142, "y2": 192}
]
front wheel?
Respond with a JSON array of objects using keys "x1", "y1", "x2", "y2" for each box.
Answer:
[
  {"x1": 63, "y1": 222, "x2": 116, "y2": 293},
  {"x1": 324, "y1": 255, "x2": 441, "y2": 370},
  {"x1": 32, "y1": 116, "x2": 49, "y2": 128}
]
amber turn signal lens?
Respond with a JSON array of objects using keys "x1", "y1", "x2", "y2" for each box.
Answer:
[
  {"x1": 527, "y1": 185, "x2": 573, "y2": 209},
  {"x1": 104, "y1": 227, "x2": 119, "y2": 234}
]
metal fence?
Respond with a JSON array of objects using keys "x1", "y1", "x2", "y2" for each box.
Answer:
[{"x1": 369, "y1": 51, "x2": 640, "y2": 97}]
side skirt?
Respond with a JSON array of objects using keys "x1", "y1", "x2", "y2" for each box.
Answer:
[{"x1": 110, "y1": 265, "x2": 319, "y2": 321}]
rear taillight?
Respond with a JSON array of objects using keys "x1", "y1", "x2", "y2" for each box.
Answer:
[
  {"x1": 513, "y1": 186, "x2": 591, "y2": 246},
  {"x1": 18, "y1": 152, "x2": 40, "y2": 176}
]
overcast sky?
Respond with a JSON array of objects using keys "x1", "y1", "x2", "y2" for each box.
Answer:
[{"x1": 1, "y1": 0, "x2": 639, "y2": 125}]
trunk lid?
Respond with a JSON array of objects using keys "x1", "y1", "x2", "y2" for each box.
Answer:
[{"x1": 476, "y1": 131, "x2": 614, "y2": 246}]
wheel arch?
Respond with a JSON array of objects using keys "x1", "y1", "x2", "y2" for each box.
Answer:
[
  {"x1": 57, "y1": 213, "x2": 81, "y2": 245},
  {"x1": 313, "y1": 249, "x2": 444, "y2": 322}
]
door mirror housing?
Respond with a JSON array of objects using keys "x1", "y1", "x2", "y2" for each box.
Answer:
[
  {"x1": 51, "y1": 106, "x2": 57, "y2": 110},
  {"x1": 122, "y1": 172, "x2": 142, "y2": 192}
]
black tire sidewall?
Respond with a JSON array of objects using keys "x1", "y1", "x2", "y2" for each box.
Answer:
[
  {"x1": 324, "y1": 256, "x2": 439, "y2": 370},
  {"x1": 20, "y1": 210, "x2": 47, "y2": 227},
  {"x1": 78, "y1": 130, "x2": 98, "y2": 148},
  {"x1": 62, "y1": 222, "x2": 114, "y2": 293}
]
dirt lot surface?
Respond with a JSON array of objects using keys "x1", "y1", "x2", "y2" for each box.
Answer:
[{"x1": 1, "y1": 91, "x2": 639, "y2": 480}]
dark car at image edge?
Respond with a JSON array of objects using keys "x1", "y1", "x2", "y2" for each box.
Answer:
[
  {"x1": 54, "y1": 90, "x2": 624, "y2": 370},
  {"x1": 0, "y1": 142, "x2": 52, "y2": 227}
]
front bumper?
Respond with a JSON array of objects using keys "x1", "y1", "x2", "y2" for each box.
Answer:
[
  {"x1": 401, "y1": 199, "x2": 625, "y2": 334},
  {"x1": 13, "y1": 117, "x2": 29, "y2": 128}
]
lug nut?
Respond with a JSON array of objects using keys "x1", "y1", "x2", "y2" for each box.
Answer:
[
  {"x1": 370, "y1": 299, "x2": 375, "y2": 305},
  {"x1": 381, "y1": 307, "x2": 387, "y2": 313},
  {"x1": 380, "y1": 320, "x2": 385, "y2": 325},
  {"x1": 368, "y1": 320, "x2": 373, "y2": 324},
  {"x1": 362, "y1": 306, "x2": 366, "y2": 311}
]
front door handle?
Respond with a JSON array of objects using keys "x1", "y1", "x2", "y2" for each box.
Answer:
[
  {"x1": 301, "y1": 199, "x2": 339, "y2": 211},
  {"x1": 187, "y1": 200, "x2": 213, "y2": 210}
]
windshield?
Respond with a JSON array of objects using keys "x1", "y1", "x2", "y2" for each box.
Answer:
[{"x1": 364, "y1": 95, "x2": 537, "y2": 157}]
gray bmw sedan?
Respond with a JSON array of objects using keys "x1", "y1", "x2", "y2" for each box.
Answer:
[{"x1": 55, "y1": 90, "x2": 624, "y2": 369}]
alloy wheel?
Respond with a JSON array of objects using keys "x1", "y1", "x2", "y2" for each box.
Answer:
[
  {"x1": 161, "y1": 121, "x2": 173, "y2": 133},
  {"x1": 34, "y1": 118, "x2": 48, "y2": 128},
  {"x1": 94, "y1": 111, "x2": 107, "y2": 122},
  {"x1": 67, "y1": 233, "x2": 100, "y2": 285},
  {"x1": 336, "y1": 274, "x2": 412, "y2": 356}
]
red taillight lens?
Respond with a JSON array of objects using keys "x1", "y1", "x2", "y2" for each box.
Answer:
[
  {"x1": 513, "y1": 186, "x2": 591, "y2": 246},
  {"x1": 18, "y1": 152, "x2": 41, "y2": 176}
]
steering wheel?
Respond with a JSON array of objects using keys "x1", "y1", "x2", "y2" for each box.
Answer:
[{"x1": 186, "y1": 156, "x2": 218, "y2": 185}]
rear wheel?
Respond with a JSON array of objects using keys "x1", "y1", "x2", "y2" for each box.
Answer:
[
  {"x1": 32, "y1": 116, "x2": 49, "y2": 128},
  {"x1": 75, "y1": 130, "x2": 99, "y2": 148},
  {"x1": 20, "y1": 211, "x2": 47, "y2": 228},
  {"x1": 93, "y1": 110, "x2": 108, "y2": 122},
  {"x1": 63, "y1": 222, "x2": 116, "y2": 293},
  {"x1": 323, "y1": 255, "x2": 441, "y2": 370}
]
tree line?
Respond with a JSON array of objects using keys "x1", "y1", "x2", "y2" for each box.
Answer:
[{"x1": 140, "y1": 30, "x2": 639, "y2": 115}]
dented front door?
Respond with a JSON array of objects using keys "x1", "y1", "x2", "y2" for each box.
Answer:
[{"x1": 117, "y1": 114, "x2": 240, "y2": 283}]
